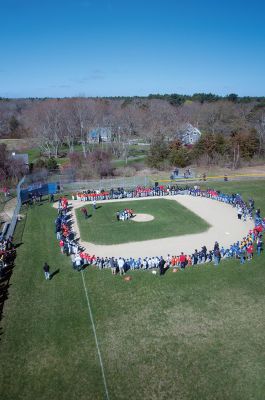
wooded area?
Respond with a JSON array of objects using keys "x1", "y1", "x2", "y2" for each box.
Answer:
[{"x1": 0, "y1": 94, "x2": 265, "y2": 180}]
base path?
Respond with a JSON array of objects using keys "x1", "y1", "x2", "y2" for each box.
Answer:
[{"x1": 55, "y1": 196, "x2": 253, "y2": 258}]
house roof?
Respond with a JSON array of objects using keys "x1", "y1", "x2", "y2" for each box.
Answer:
[
  {"x1": 182, "y1": 124, "x2": 201, "y2": 135},
  {"x1": 11, "y1": 153, "x2": 29, "y2": 164},
  {"x1": 88, "y1": 127, "x2": 112, "y2": 138}
]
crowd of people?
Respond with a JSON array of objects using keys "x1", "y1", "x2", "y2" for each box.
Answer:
[
  {"x1": 116, "y1": 208, "x2": 134, "y2": 221},
  {"x1": 0, "y1": 236, "x2": 16, "y2": 277},
  {"x1": 54, "y1": 185, "x2": 264, "y2": 275}
]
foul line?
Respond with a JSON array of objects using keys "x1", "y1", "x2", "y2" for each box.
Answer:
[{"x1": 81, "y1": 270, "x2": 110, "y2": 400}]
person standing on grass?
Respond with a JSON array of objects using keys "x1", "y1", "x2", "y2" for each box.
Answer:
[
  {"x1": 246, "y1": 243, "x2": 254, "y2": 261},
  {"x1": 43, "y1": 262, "x2": 50, "y2": 280},
  {"x1": 179, "y1": 252, "x2": 186, "y2": 269},
  {"x1": 82, "y1": 207, "x2": 88, "y2": 219},
  {"x1": 159, "y1": 257, "x2": 166, "y2": 275},
  {"x1": 239, "y1": 247, "x2": 246, "y2": 264},
  {"x1": 192, "y1": 249, "x2": 198, "y2": 265},
  {"x1": 213, "y1": 248, "x2": 221, "y2": 266},
  {"x1": 110, "y1": 257, "x2": 116, "y2": 275},
  {"x1": 118, "y1": 257, "x2": 124, "y2": 275},
  {"x1": 59, "y1": 239, "x2": 64, "y2": 254},
  {"x1": 92, "y1": 199, "x2": 97, "y2": 211},
  {"x1": 257, "y1": 235, "x2": 263, "y2": 256}
]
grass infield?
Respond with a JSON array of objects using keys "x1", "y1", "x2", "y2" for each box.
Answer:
[
  {"x1": 76, "y1": 198, "x2": 210, "y2": 245},
  {"x1": 0, "y1": 181, "x2": 265, "y2": 399}
]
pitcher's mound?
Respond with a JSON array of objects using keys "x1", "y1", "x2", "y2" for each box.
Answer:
[{"x1": 133, "y1": 213, "x2": 154, "y2": 222}]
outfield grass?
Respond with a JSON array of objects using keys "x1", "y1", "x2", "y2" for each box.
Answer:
[
  {"x1": 76, "y1": 198, "x2": 210, "y2": 245},
  {"x1": 0, "y1": 203, "x2": 106, "y2": 400},
  {"x1": 0, "y1": 181, "x2": 265, "y2": 400}
]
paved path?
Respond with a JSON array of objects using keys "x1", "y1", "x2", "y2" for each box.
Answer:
[
  {"x1": 0, "y1": 197, "x2": 17, "y2": 223},
  {"x1": 54, "y1": 196, "x2": 253, "y2": 258}
]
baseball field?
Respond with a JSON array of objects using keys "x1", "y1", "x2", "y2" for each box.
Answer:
[{"x1": 0, "y1": 180, "x2": 265, "y2": 400}]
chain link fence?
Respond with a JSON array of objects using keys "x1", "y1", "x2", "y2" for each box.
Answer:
[
  {"x1": 2, "y1": 174, "x2": 152, "y2": 239},
  {"x1": 61, "y1": 176, "x2": 152, "y2": 192},
  {"x1": 4, "y1": 177, "x2": 25, "y2": 239},
  {"x1": 22, "y1": 171, "x2": 153, "y2": 192}
]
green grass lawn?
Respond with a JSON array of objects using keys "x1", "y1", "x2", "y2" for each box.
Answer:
[
  {"x1": 1, "y1": 181, "x2": 265, "y2": 399},
  {"x1": 76, "y1": 198, "x2": 210, "y2": 244},
  {"x1": 112, "y1": 155, "x2": 147, "y2": 168}
]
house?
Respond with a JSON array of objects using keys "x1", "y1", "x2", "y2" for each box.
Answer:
[
  {"x1": 179, "y1": 123, "x2": 201, "y2": 145},
  {"x1": 88, "y1": 127, "x2": 112, "y2": 143},
  {"x1": 11, "y1": 152, "x2": 29, "y2": 170}
]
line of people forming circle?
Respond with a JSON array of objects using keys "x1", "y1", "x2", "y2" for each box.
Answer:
[{"x1": 53, "y1": 185, "x2": 264, "y2": 276}]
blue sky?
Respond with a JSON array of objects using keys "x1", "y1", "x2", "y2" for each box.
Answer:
[{"x1": 0, "y1": 0, "x2": 264, "y2": 98}]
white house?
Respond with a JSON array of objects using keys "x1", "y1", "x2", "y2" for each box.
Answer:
[
  {"x1": 179, "y1": 123, "x2": 201, "y2": 145},
  {"x1": 11, "y1": 152, "x2": 29, "y2": 170},
  {"x1": 87, "y1": 127, "x2": 112, "y2": 143}
]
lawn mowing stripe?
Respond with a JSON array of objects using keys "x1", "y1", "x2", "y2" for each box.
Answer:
[{"x1": 81, "y1": 270, "x2": 110, "y2": 400}]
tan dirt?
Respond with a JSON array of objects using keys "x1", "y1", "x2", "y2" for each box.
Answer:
[
  {"x1": 54, "y1": 196, "x2": 253, "y2": 258},
  {"x1": 0, "y1": 197, "x2": 17, "y2": 223},
  {"x1": 133, "y1": 213, "x2": 154, "y2": 222}
]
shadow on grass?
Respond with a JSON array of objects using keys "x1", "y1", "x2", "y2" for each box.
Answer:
[
  {"x1": 82, "y1": 214, "x2": 92, "y2": 220},
  {"x1": 0, "y1": 261, "x2": 15, "y2": 340},
  {"x1": 14, "y1": 242, "x2": 23, "y2": 249},
  {"x1": 50, "y1": 269, "x2": 60, "y2": 279}
]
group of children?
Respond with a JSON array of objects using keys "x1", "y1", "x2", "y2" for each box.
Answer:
[
  {"x1": 0, "y1": 236, "x2": 15, "y2": 277},
  {"x1": 54, "y1": 196, "x2": 85, "y2": 271},
  {"x1": 54, "y1": 185, "x2": 264, "y2": 274},
  {"x1": 116, "y1": 208, "x2": 134, "y2": 221}
]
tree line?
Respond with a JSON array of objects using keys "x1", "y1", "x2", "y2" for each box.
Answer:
[
  {"x1": 147, "y1": 130, "x2": 261, "y2": 170},
  {"x1": 0, "y1": 95, "x2": 264, "y2": 178}
]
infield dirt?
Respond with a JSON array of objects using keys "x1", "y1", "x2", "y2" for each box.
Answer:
[{"x1": 55, "y1": 196, "x2": 253, "y2": 258}]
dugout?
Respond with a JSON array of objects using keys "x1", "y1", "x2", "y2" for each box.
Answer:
[{"x1": 20, "y1": 182, "x2": 57, "y2": 203}]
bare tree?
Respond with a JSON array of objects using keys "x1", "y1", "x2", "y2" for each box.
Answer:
[
  {"x1": 8, "y1": 157, "x2": 28, "y2": 181},
  {"x1": 72, "y1": 99, "x2": 96, "y2": 157},
  {"x1": 61, "y1": 101, "x2": 78, "y2": 153},
  {"x1": 255, "y1": 113, "x2": 265, "y2": 156},
  {"x1": 26, "y1": 100, "x2": 64, "y2": 158}
]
